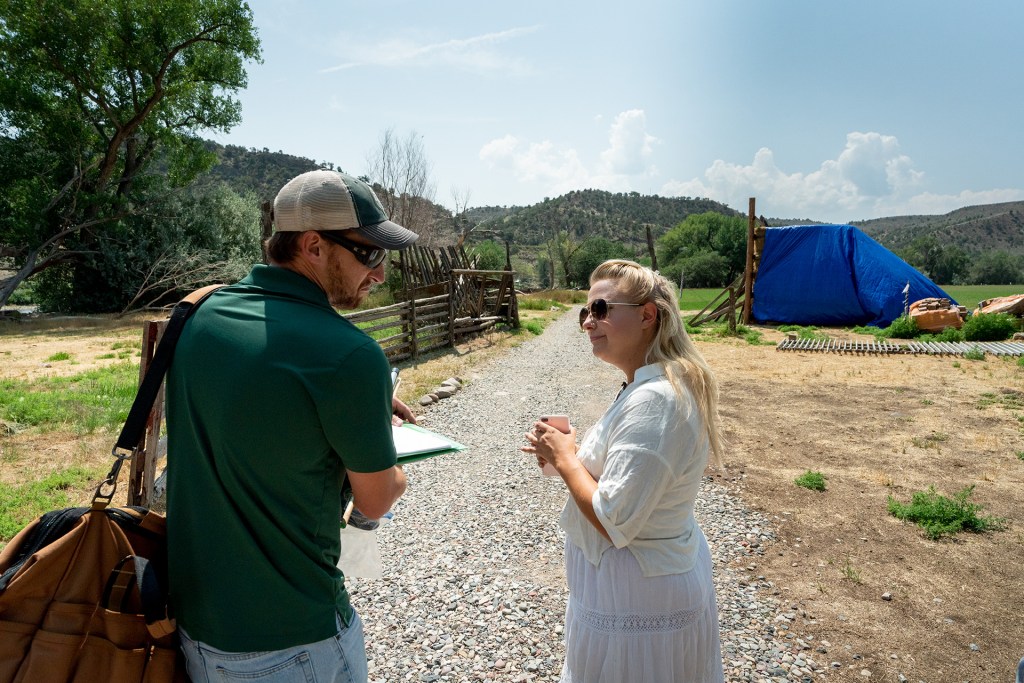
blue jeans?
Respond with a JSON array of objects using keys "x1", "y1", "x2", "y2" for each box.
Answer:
[{"x1": 179, "y1": 610, "x2": 368, "y2": 683}]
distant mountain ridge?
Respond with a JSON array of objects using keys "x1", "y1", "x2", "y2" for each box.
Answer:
[
  {"x1": 202, "y1": 142, "x2": 1023, "y2": 255},
  {"x1": 851, "y1": 201, "x2": 1024, "y2": 255},
  {"x1": 468, "y1": 189, "x2": 739, "y2": 248}
]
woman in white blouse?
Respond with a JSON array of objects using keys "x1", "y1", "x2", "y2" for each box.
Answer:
[{"x1": 523, "y1": 259, "x2": 725, "y2": 683}]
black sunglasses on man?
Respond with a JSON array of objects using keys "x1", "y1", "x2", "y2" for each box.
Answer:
[{"x1": 318, "y1": 231, "x2": 388, "y2": 268}]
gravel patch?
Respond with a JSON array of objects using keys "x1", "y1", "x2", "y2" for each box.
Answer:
[{"x1": 350, "y1": 311, "x2": 826, "y2": 682}]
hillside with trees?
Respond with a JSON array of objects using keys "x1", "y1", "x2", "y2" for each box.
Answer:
[{"x1": 853, "y1": 201, "x2": 1024, "y2": 255}]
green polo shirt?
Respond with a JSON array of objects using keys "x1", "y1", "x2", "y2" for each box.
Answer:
[{"x1": 166, "y1": 264, "x2": 397, "y2": 651}]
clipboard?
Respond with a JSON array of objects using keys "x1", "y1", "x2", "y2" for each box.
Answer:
[{"x1": 392, "y1": 423, "x2": 466, "y2": 465}]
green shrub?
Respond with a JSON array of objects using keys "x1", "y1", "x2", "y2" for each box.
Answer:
[
  {"x1": 918, "y1": 326, "x2": 965, "y2": 343},
  {"x1": 887, "y1": 485, "x2": 1006, "y2": 540},
  {"x1": 794, "y1": 470, "x2": 827, "y2": 491},
  {"x1": 1018, "y1": 357, "x2": 1024, "y2": 369},
  {"x1": 963, "y1": 346, "x2": 986, "y2": 361},
  {"x1": 962, "y1": 312, "x2": 1017, "y2": 342},
  {"x1": 881, "y1": 315, "x2": 919, "y2": 339}
]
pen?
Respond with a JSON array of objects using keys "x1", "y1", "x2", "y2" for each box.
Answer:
[{"x1": 390, "y1": 367, "x2": 400, "y2": 396}]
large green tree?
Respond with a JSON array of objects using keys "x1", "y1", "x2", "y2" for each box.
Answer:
[
  {"x1": 896, "y1": 235, "x2": 970, "y2": 285},
  {"x1": 656, "y1": 211, "x2": 746, "y2": 288},
  {"x1": 0, "y1": 0, "x2": 261, "y2": 308}
]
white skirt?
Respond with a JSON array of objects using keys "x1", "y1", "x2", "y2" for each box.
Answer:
[{"x1": 560, "y1": 527, "x2": 723, "y2": 683}]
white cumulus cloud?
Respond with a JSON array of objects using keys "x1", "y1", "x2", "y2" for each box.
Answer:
[
  {"x1": 479, "y1": 109, "x2": 660, "y2": 197},
  {"x1": 662, "y1": 131, "x2": 1023, "y2": 222}
]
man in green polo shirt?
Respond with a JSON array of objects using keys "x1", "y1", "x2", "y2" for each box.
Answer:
[{"x1": 166, "y1": 170, "x2": 418, "y2": 683}]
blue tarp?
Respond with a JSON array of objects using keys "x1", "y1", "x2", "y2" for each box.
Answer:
[{"x1": 751, "y1": 224, "x2": 954, "y2": 328}]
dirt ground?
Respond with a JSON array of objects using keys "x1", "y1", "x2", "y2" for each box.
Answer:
[
  {"x1": 701, "y1": 328, "x2": 1024, "y2": 682},
  {"x1": 1, "y1": 315, "x2": 1023, "y2": 681}
]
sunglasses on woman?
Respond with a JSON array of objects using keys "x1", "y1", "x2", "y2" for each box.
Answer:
[
  {"x1": 578, "y1": 299, "x2": 642, "y2": 329},
  {"x1": 317, "y1": 231, "x2": 388, "y2": 268}
]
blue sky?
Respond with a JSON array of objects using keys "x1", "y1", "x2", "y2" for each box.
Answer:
[{"x1": 212, "y1": 0, "x2": 1024, "y2": 224}]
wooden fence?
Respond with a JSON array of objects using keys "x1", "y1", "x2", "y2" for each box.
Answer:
[{"x1": 343, "y1": 268, "x2": 519, "y2": 362}]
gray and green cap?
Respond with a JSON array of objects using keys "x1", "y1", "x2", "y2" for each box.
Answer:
[{"x1": 272, "y1": 170, "x2": 419, "y2": 249}]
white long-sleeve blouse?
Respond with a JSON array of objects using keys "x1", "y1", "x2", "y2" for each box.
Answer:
[{"x1": 559, "y1": 363, "x2": 711, "y2": 577}]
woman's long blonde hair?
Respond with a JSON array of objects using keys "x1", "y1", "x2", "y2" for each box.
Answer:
[{"x1": 590, "y1": 259, "x2": 724, "y2": 466}]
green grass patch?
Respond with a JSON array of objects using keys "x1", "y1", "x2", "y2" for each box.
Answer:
[
  {"x1": 778, "y1": 324, "x2": 831, "y2": 341},
  {"x1": 522, "y1": 320, "x2": 544, "y2": 335},
  {"x1": 941, "y1": 284, "x2": 1024, "y2": 312},
  {"x1": 794, "y1": 470, "x2": 827, "y2": 491},
  {"x1": 1016, "y1": 451, "x2": 1024, "y2": 461},
  {"x1": 910, "y1": 432, "x2": 949, "y2": 449},
  {"x1": 976, "y1": 390, "x2": 1024, "y2": 411},
  {"x1": 677, "y1": 287, "x2": 722, "y2": 313},
  {"x1": 1018, "y1": 357, "x2": 1024, "y2": 369},
  {"x1": 0, "y1": 363, "x2": 138, "y2": 432},
  {"x1": 887, "y1": 485, "x2": 1007, "y2": 540},
  {"x1": 45, "y1": 351, "x2": 73, "y2": 362},
  {"x1": 0, "y1": 467, "x2": 100, "y2": 544},
  {"x1": 518, "y1": 297, "x2": 569, "y2": 312}
]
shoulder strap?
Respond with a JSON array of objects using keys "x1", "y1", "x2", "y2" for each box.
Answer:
[
  {"x1": 114, "y1": 284, "x2": 225, "y2": 452},
  {"x1": 93, "y1": 285, "x2": 225, "y2": 508}
]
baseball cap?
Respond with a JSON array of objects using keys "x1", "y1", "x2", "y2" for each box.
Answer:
[{"x1": 272, "y1": 170, "x2": 419, "y2": 250}]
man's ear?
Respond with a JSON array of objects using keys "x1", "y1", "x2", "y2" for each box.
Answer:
[{"x1": 296, "y1": 231, "x2": 326, "y2": 261}]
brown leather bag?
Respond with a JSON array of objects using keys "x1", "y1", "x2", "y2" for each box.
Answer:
[
  {"x1": 0, "y1": 285, "x2": 222, "y2": 683},
  {"x1": 0, "y1": 506, "x2": 186, "y2": 682}
]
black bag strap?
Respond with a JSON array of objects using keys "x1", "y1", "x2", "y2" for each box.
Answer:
[
  {"x1": 92, "y1": 284, "x2": 225, "y2": 508},
  {"x1": 102, "y1": 554, "x2": 175, "y2": 637}
]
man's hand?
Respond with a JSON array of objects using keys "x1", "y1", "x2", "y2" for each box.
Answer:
[{"x1": 392, "y1": 396, "x2": 416, "y2": 425}]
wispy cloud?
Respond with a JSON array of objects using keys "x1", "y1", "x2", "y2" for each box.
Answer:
[
  {"x1": 662, "y1": 132, "x2": 1024, "y2": 222},
  {"x1": 320, "y1": 26, "x2": 540, "y2": 75}
]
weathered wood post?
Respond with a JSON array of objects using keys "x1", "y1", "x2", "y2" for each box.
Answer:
[
  {"x1": 742, "y1": 197, "x2": 755, "y2": 324},
  {"x1": 128, "y1": 318, "x2": 168, "y2": 506}
]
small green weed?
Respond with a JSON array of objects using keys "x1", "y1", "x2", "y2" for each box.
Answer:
[
  {"x1": 1016, "y1": 451, "x2": 1024, "y2": 461},
  {"x1": 840, "y1": 557, "x2": 862, "y2": 583},
  {"x1": 920, "y1": 399, "x2": 934, "y2": 406},
  {"x1": 0, "y1": 467, "x2": 100, "y2": 543},
  {"x1": 45, "y1": 351, "x2": 72, "y2": 362},
  {"x1": 887, "y1": 485, "x2": 1007, "y2": 540},
  {"x1": 1017, "y1": 357, "x2": 1024, "y2": 369},
  {"x1": 794, "y1": 470, "x2": 826, "y2": 491},
  {"x1": 952, "y1": 361, "x2": 961, "y2": 369}
]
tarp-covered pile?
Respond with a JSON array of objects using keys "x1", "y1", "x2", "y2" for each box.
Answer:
[{"x1": 752, "y1": 224, "x2": 954, "y2": 328}]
